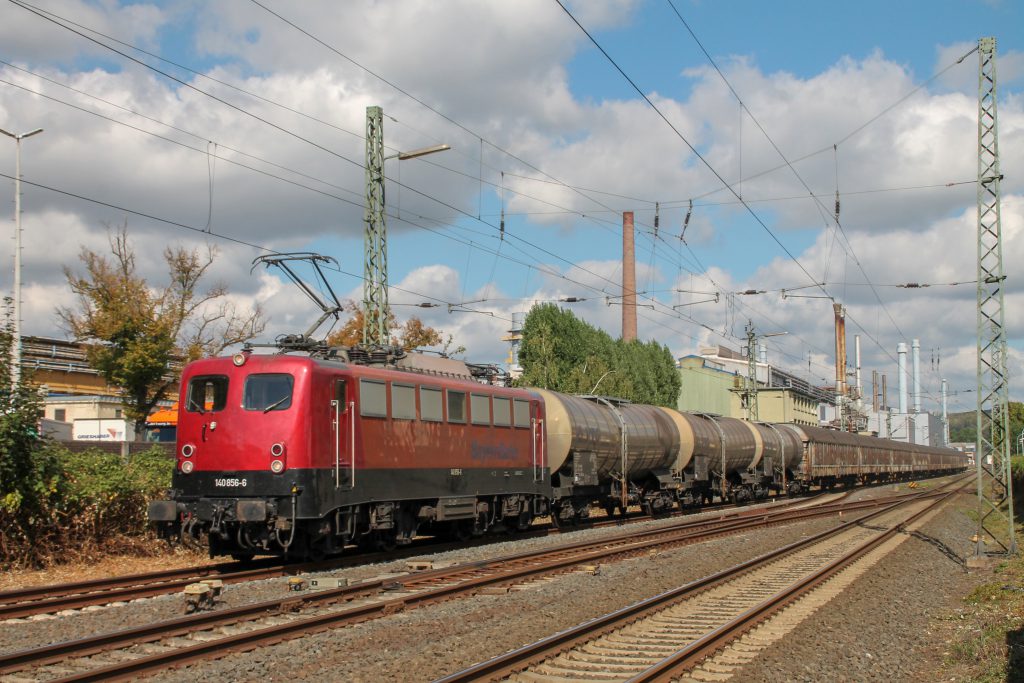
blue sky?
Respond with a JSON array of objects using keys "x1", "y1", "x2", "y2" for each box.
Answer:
[{"x1": 0, "y1": 0, "x2": 1021, "y2": 412}]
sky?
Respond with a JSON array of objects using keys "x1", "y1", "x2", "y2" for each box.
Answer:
[{"x1": 0, "y1": 0, "x2": 1021, "y2": 415}]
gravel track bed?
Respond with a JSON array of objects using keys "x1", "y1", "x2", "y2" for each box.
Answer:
[
  {"x1": 149, "y1": 516, "x2": 845, "y2": 682},
  {"x1": 0, "y1": 496, "x2": 799, "y2": 655},
  {"x1": 0, "y1": 477, "x2": 963, "y2": 680},
  {"x1": 731, "y1": 490, "x2": 981, "y2": 683}
]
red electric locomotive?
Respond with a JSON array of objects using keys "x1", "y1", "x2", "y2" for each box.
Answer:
[{"x1": 149, "y1": 349, "x2": 549, "y2": 560}]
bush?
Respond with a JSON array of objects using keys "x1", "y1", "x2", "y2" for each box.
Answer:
[
  {"x1": 59, "y1": 447, "x2": 174, "y2": 544},
  {"x1": 1, "y1": 444, "x2": 174, "y2": 569}
]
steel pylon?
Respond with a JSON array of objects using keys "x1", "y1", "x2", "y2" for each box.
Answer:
[
  {"x1": 974, "y1": 36, "x2": 1016, "y2": 557},
  {"x1": 363, "y1": 105, "x2": 389, "y2": 346}
]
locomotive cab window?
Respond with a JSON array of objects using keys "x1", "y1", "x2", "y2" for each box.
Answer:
[
  {"x1": 447, "y1": 390, "x2": 466, "y2": 423},
  {"x1": 420, "y1": 387, "x2": 442, "y2": 422},
  {"x1": 243, "y1": 373, "x2": 294, "y2": 412},
  {"x1": 186, "y1": 375, "x2": 228, "y2": 413},
  {"x1": 360, "y1": 379, "x2": 387, "y2": 418},
  {"x1": 470, "y1": 393, "x2": 491, "y2": 426}
]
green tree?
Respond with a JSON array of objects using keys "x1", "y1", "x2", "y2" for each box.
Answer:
[
  {"x1": 58, "y1": 224, "x2": 266, "y2": 438},
  {"x1": 517, "y1": 303, "x2": 680, "y2": 406}
]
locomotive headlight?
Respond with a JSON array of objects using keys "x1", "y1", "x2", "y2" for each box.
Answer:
[
  {"x1": 270, "y1": 459, "x2": 285, "y2": 474},
  {"x1": 232, "y1": 352, "x2": 248, "y2": 366},
  {"x1": 181, "y1": 459, "x2": 195, "y2": 474},
  {"x1": 181, "y1": 443, "x2": 195, "y2": 458},
  {"x1": 270, "y1": 442, "x2": 285, "y2": 457}
]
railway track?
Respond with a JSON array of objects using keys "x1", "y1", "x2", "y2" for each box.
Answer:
[
  {"x1": 437, "y1": 487, "x2": 959, "y2": 682},
  {"x1": 0, "y1": 494, "x2": 819, "y2": 621},
  {"x1": 0, "y1": 486, "x2": 935, "y2": 682}
]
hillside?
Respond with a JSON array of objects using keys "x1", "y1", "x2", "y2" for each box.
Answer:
[{"x1": 947, "y1": 402, "x2": 1023, "y2": 444}]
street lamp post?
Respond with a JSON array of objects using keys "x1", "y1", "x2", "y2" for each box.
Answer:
[{"x1": 0, "y1": 127, "x2": 43, "y2": 388}]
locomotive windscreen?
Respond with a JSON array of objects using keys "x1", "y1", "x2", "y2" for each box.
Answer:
[{"x1": 243, "y1": 373, "x2": 294, "y2": 412}]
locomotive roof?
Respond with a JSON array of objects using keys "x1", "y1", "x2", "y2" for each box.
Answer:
[{"x1": 184, "y1": 352, "x2": 537, "y2": 397}]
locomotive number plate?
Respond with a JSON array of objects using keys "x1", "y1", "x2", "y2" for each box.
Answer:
[{"x1": 214, "y1": 478, "x2": 248, "y2": 488}]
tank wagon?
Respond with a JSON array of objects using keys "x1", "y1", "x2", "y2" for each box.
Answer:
[{"x1": 149, "y1": 350, "x2": 967, "y2": 559}]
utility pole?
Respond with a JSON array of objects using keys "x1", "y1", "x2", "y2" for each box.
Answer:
[
  {"x1": 974, "y1": 36, "x2": 1016, "y2": 558},
  {"x1": 363, "y1": 106, "x2": 388, "y2": 347},
  {"x1": 743, "y1": 321, "x2": 786, "y2": 422},
  {"x1": 744, "y1": 321, "x2": 759, "y2": 421},
  {"x1": 0, "y1": 126, "x2": 43, "y2": 388}
]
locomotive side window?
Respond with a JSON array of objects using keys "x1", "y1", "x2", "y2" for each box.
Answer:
[
  {"x1": 513, "y1": 399, "x2": 530, "y2": 428},
  {"x1": 447, "y1": 390, "x2": 466, "y2": 423},
  {"x1": 243, "y1": 373, "x2": 294, "y2": 412},
  {"x1": 186, "y1": 375, "x2": 228, "y2": 413},
  {"x1": 420, "y1": 387, "x2": 443, "y2": 422},
  {"x1": 392, "y1": 383, "x2": 416, "y2": 420},
  {"x1": 470, "y1": 393, "x2": 491, "y2": 426},
  {"x1": 493, "y1": 397, "x2": 511, "y2": 427},
  {"x1": 360, "y1": 379, "x2": 387, "y2": 418}
]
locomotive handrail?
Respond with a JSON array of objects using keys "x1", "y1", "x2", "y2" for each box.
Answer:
[
  {"x1": 331, "y1": 399, "x2": 340, "y2": 488},
  {"x1": 349, "y1": 401, "x2": 356, "y2": 487},
  {"x1": 531, "y1": 418, "x2": 545, "y2": 483}
]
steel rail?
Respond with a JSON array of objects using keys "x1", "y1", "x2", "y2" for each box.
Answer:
[
  {"x1": 0, "y1": 492, "x2": 821, "y2": 620},
  {"x1": 629, "y1": 491, "x2": 954, "y2": 682},
  {"x1": 0, "y1": 490, "x2": 921, "y2": 679},
  {"x1": 433, "y1": 488, "x2": 960, "y2": 682}
]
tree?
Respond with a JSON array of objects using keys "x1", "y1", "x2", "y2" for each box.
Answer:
[
  {"x1": 324, "y1": 300, "x2": 461, "y2": 353},
  {"x1": 57, "y1": 224, "x2": 265, "y2": 437},
  {"x1": 516, "y1": 303, "x2": 680, "y2": 407}
]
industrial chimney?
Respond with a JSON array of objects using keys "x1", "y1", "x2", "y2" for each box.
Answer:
[
  {"x1": 897, "y1": 342, "x2": 908, "y2": 414},
  {"x1": 622, "y1": 211, "x2": 637, "y2": 342},
  {"x1": 911, "y1": 338, "x2": 921, "y2": 413},
  {"x1": 833, "y1": 303, "x2": 847, "y2": 414}
]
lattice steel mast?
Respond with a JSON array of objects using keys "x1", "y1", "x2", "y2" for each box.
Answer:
[
  {"x1": 363, "y1": 105, "x2": 388, "y2": 346},
  {"x1": 744, "y1": 321, "x2": 759, "y2": 422},
  {"x1": 974, "y1": 36, "x2": 1016, "y2": 557}
]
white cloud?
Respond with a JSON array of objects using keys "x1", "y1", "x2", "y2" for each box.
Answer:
[{"x1": 0, "y1": 1, "x2": 1020, "y2": 406}]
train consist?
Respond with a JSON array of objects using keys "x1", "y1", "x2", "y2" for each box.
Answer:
[{"x1": 149, "y1": 349, "x2": 966, "y2": 559}]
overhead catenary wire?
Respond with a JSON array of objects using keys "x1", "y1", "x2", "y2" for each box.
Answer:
[{"x1": 6, "y1": 0, "x2": 963, "y2": 393}]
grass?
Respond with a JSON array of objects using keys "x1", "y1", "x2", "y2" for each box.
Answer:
[{"x1": 938, "y1": 521, "x2": 1024, "y2": 682}]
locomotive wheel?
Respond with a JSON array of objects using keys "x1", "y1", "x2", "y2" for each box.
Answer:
[
  {"x1": 374, "y1": 531, "x2": 398, "y2": 553},
  {"x1": 450, "y1": 520, "x2": 473, "y2": 542},
  {"x1": 515, "y1": 510, "x2": 534, "y2": 531}
]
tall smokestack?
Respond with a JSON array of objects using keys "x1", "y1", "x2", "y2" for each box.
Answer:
[
  {"x1": 911, "y1": 339, "x2": 921, "y2": 413},
  {"x1": 759, "y1": 343, "x2": 767, "y2": 364},
  {"x1": 854, "y1": 334, "x2": 862, "y2": 409},
  {"x1": 872, "y1": 370, "x2": 879, "y2": 412},
  {"x1": 882, "y1": 374, "x2": 888, "y2": 411},
  {"x1": 941, "y1": 378, "x2": 949, "y2": 445},
  {"x1": 622, "y1": 211, "x2": 637, "y2": 342},
  {"x1": 897, "y1": 342, "x2": 908, "y2": 414},
  {"x1": 833, "y1": 303, "x2": 847, "y2": 414}
]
